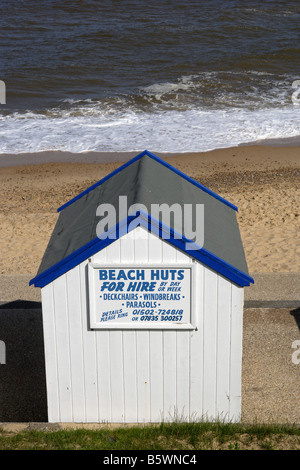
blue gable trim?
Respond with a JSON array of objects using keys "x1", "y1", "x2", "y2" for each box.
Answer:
[
  {"x1": 57, "y1": 150, "x2": 146, "y2": 213},
  {"x1": 29, "y1": 214, "x2": 137, "y2": 288},
  {"x1": 57, "y1": 150, "x2": 238, "y2": 213},
  {"x1": 144, "y1": 150, "x2": 238, "y2": 212},
  {"x1": 139, "y1": 210, "x2": 253, "y2": 287},
  {"x1": 30, "y1": 211, "x2": 254, "y2": 288}
]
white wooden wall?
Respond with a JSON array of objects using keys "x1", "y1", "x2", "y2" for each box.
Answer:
[{"x1": 41, "y1": 226, "x2": 244, "y2": 423}]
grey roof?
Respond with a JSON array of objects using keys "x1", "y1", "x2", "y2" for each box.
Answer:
[{"x1": 35, "y1": 152, "x2": 250, "y2": 282}]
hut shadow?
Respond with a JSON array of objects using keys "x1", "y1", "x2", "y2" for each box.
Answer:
[
  {"x1": 290, "y1": 307, "x2": 300, "y2": 333},
  {"x1": 0, "y1": 299, "x2": 42, "y2": 309},
  {"x1": 0, "y1": 299, "x2": 47, "y2": 422}
]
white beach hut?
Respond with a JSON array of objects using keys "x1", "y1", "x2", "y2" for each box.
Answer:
[{"x1": 30, "y1": 150, "x2": 254, "y2": 424}]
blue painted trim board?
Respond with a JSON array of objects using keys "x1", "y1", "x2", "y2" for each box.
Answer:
[
  {"x1": 30, "y1": 211, "x2": 254, "y2": 288},
  {"x1": 29, "y1": 214, "x2": 136, "y2": 288}
]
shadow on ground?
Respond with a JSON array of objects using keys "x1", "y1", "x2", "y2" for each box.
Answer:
[
  {"x1": 290, "y1": 307, "x2": 300, "y2": 332},
  {"x1": 0, "y1": 300, "x2": 47, "y2": 422}
]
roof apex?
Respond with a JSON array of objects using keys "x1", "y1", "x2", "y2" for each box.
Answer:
[{"x1": 57, "y1": 149, "x2": 238, "y2": 213}]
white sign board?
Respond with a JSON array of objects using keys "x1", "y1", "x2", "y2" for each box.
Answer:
[{"x1": 88, "y1": 264, "x2": 194, "y2": 329}]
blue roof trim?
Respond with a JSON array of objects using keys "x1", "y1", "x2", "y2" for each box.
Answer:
[
  {"x1": 57, "y1": 150, "x2": 147, "y2": 213},
  {"x1": 138, "y1": 210, "x2": 253, "y2": 286},
  {"x1": 57, "y1": 150, "x2": 238, "y2": 213},
  {"x1": 30, "y1": 211, "x2": 254, "y2": 288},
  {"x1": 29, "y1": 215, "x2": 137, "y2": 288},
  {"x1": 144, "y1": 150, "x2": 238, "y2": 212}
]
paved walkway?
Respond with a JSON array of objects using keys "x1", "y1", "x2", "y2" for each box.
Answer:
[{"x1": 244, "y1": 272, "x2": 300, "y2": 308}]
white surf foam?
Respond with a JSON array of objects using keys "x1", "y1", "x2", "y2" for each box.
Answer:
[{"x1": 0, "y1": 97, "x2": 299, "y2": 154}]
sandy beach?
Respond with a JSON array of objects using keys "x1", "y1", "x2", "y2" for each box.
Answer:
[{"x1": 1, "y1": 144, "x2": 299, "y2": 276}]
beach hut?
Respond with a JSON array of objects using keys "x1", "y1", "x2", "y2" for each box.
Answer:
[{"x1": 30, "y1": 149, "x2": 253, "y2": 424}]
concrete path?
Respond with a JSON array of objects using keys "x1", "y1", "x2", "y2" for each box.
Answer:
[{"x1": 244, "y1": 272, "x2": 300, "y2": 308}]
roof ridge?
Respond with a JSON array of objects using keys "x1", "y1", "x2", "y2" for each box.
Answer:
[{"x1": 56, "y1": 150, "x2": 238, "y2": 213}]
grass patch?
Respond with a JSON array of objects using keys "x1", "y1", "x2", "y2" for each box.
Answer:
[{"x1": 0, "y1": 422, "x2": 299, "y2": 450}]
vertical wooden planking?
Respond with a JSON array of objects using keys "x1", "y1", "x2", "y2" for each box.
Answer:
[
  {"x1": 134, "y1": 226, "x2": 149, "y2": 263},
  {"x1": 229, "y1": 285, "x2": 244, "y2": 421},
  {"x1": 120, "y1": 231, "x2": 135, "y2": 263},
  {"x1": 162, "y1": 237, "x2": 178, "y2": 262},
  {"x1": 43, "y1": 227, "x2": 246, "y2": 424},
  {"x1": 103, "y1": 238, "x2": 124, "y2": 422},
  {"x1": 52, "y1": 276, "x2": 72, "y2": 421},
  {"x1": 93, "y1": 247, "x2": 111, "y2": 422},
  {"x1": 120, "y1": 232, "x2": 138, "y2": 422},
  {"x1": 149, "y1": 330, "x2": 164, "y2": 422},
  {"x1": 177, "y1": 245, "x2": 193, "y2": 420},
  {"x1": 161, "y1": 232, "x2": 190, "y2": 422},
  {"x1": 109, "y1": 332, "x2": 125, "y2": 422},
  {"x1": 66, "y1": 266, "x2": 86, "y2": 422},
  {"x1": 148, "y1": 231, "x2": 162, "y2": 262},
  {"x1": 41, "y1": 284, "x2": 60, "y2": 422},
  {"x1": 216, "y1": 276, "x2": 232, "y2": 421},
  {"x1": 189, "y1": 262, "x2": 204, "y2": 420},
  {"x1": 202, "y1": 268, "x2": 218, "y2": 421},
  {"x1": 106, "y1": 238, "x2": 121, "y2": 264},
  {"x1": 160, "y1": 234, "x2": 177, "y2": 422},
  {"x1": 136, "y1": 331, "x2": 150, "y2": 422},
  {"x1": 79, "y1": 260, "x2": 99, "y2": 422},
  {"x1": 148, "y1": 232, "x2": 164, "y2": 422},
  {"x1": 162, "y1": 330, "x2": 177, "y2": 422},
  {"x1": 176, "y1": 331, "x2": 190, "y2": 421},
  {"x1": 176, "y1": 246, "x2": 192, "y2": 263},
  {"x1": 123, "y1": 331, "x2": 138, "y2": 422},
  {"x1": 96, "y1": 331, "x2": 111, "y2": 422},
  {"x1": 133, "y1": 228, "x2": 150, "y2": 422}
]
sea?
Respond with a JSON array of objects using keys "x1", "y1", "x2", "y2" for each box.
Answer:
[{"x1": 0, "y1": 0, "x2": 300, "y2": 160}]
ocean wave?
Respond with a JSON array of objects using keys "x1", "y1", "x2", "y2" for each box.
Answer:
[
  {"x1": 139, "y1": 72, "x2": 296, "y2": 111},
  {"x1": 1, "y1": 71, "x2": 299, "y2": 154},
  {"x1": 0, "y1": 104, "x2": 299, "y2": 154},
  {"x1": 16, "y1": 71, "x2": 295, "y2": 118}
]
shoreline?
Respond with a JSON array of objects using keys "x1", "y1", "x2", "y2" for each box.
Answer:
[
  {"x1": 0, "y1": 145, "x2": 299, "y2": 171},
  {"x1": 0, "y1": 134, "x2": 300, "y2": 168}
]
